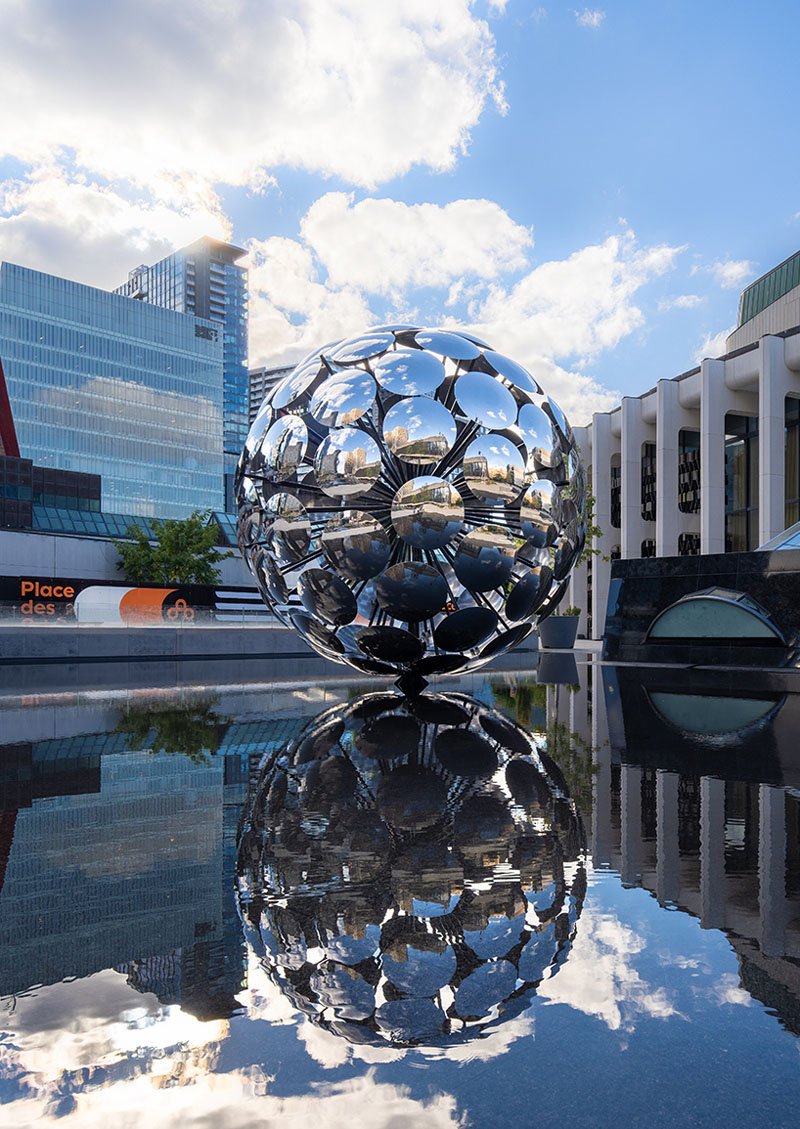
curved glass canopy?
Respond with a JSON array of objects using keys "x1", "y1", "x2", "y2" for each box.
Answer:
[{"x1": 646, "y1": 588, "x2": 785, "y2": 644}]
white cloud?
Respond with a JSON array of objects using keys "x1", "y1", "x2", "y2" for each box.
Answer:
[
  {"x1": 475, "y1": 232, "x2": 683, "y2": 361},
  {"x1": 0, "y1": 0, "x2": 505, "y2": 191},
  {"x1": 711, "y1": 259, "x2": 754, "y2": 289},
  {"x1": 246, "y1": 233, "x2": 375, "y2": 366},
  {"x1": 300, "y1": 192, "x2": 533, "y2": 296},
  {"x1": 3, "y1": 1063, "x2": 463, "y2": 1129},
  {"x1": 707, "y1": 973, "x2": 752, "y2": 1008},
  {"x1": 467, "y1": 231, "x2": 683, "y2": 420},
  {"x1": 694, "y1": 324, "x2": 736, "y2": 362},
  {"x1": 574, "y1": 8, "x2": 605, "y2": 28},
  {"x1": 657, "y1": 294, "x2": 704, "y2": 312},
  {"x1": 0, "y1": 169, "x2": 229, "y2": 288},
  {"x1": 692, "y1": 258, "x2": 755, "y2": 290},
  {"x1": 247, "y1": 207, "x2": 682, "y2": 424}
]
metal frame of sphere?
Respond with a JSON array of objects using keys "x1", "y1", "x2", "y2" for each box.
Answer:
[{"x1": 236, "y1": 326, "x2": 587, "y2": 683}]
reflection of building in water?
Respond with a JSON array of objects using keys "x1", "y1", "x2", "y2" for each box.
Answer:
[
  {"x1": 0, "y1": 713, "x2": 307, "y2": 1012},
  {"x1": 0, "y1": 751, "x2": 224, "y2": 1000},
  {"x1": 599, "y1": 666, "x2": 800, "y2": 1033}
]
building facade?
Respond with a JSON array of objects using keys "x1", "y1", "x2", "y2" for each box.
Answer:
[
  {"x1": 571, "y1": 251, "x2": 800, "y2": 639},
  {"x1": 0, "y1": 262, "x2": 225, "y2": 519},
  {"x1": 248, "y1": 363, "x2": 294, "y2": 425},
  {"x1": 115, "y1": 238, "x2": 248, "y2": 509}
]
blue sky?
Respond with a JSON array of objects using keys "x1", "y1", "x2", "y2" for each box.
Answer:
[{"x1": 0, "y1": 0, "x2": 798, "y2": 423}]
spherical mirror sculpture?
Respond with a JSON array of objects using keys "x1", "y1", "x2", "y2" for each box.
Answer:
[
  {"x1": 236, "y1": 690, "x2": 586, "y2": 1048},
  {"x1": 237, "y1": 327, "x2": 586, "y2": 683}
]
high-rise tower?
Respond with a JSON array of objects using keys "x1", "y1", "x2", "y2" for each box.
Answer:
[{"x1": 115, "y1": 237, "x2": 248, "y2": 510}]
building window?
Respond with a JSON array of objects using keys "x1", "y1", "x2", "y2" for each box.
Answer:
[
  {"x1": 678, "y1": 429, "x2": 700, "y2": 513},
  {"x1": 641, "y1": 442, "x2": 656, "y2": 521},
  {"x1": 641, "y1": 538, "x2": 656, "y2": 558},
  {"x1": 725, "y1": 414, "x2": 759, "y2": 552},
  {"x1": 678, "y1": 531, "x2": 700, "y2": 556},
  {"x1": 610, "y1": 456, "x2": 621, "y2": 529}
]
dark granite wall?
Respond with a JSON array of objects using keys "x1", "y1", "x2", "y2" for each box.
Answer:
[{"x1": 603, "y1": 548, "x2": 800, "y2": 665}]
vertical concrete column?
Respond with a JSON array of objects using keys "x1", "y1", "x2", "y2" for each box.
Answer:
[
  {"x1": 656, "y1": 379, "x2": 680, "y2": 557},
  {"x1": 620, "y1": 397, "x2": 648, "y2": 559},
  {"x1": 759, "y1": 784, "x2": 787, "y2": 958},
  {"x1": 700, "y1": 358, "x2": 727, "y2": 554},
  {"x1": 758, "y1": 335, "x2": 793, "y2": 545},
  {"x1": 546, "y1": 684, "x2": 558, "y2": 732},
  {"x1": 557, "y1": 684, "x2": 571, "y2": 728},
  {"x1": 700, "y1": 775, "x2": 726, "y2": 929},
  {"x1": 592, "y1": 663, "x2": 613, "y2": 868},
  {"x1": 591, "y1": 412, "x2": 614, "y2": 640},
  {"x1": 620, "y1": 763, "x2": 643, "y2": 886},
  {"x1": 656, "y1": 770, "x2": 680, "y2": 905},
  {"x1": 569, "y1": 660, "x2": 590, "y2": 747},
  {"x1": 568, "y1": 561, "x2": 589, "y2": 637}
]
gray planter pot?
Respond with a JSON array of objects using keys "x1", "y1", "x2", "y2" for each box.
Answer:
[{"x1": 538, "y1": 615, "x2": 579, "y2": 649}]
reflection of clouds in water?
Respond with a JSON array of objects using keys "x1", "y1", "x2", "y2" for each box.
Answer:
[
  {"x1": 2, "y1": 970, "x2": 226, "y2": 1077},
  {"x1": 2, "y1": 965, "x2": 462, "y2": 1128},
  {"x1": 1, "y1": 970, "x2": 232, "y2": 1126},
  {"x1": 240, "y1": 951, "x2": 298, "y2": 1027},
  {"x1": 703, "y1": 973, "x2": 753, "y2": 1009},
  {"x1": 2, "y1": 1070, "x2": 462, "y2": 1129},
  {"x1": 657, "y1": 955, "x2": 706, "y2": 972},
  {"x1": 538, "y1": 909, "x2": 680, "y2": 1032}
]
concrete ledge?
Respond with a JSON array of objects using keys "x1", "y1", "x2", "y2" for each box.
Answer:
[{"x1": 0, "y1": 625, "x2": 315, "y2": 664}]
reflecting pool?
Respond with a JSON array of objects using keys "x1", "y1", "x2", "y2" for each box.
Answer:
[{"x1": 2, "y1": 659, "x2": 800, "y2": 1127}]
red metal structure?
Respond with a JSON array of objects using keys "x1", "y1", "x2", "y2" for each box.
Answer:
[{"x1": 0, "y1": 356, "x2": 20, "y2": 457}]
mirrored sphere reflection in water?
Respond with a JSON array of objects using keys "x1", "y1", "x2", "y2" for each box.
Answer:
[{"x1": 236, "y1": 690, "x2": 585, "y2": 1047}]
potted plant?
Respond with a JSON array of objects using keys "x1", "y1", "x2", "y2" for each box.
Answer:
[{"x1": 538, "y1": 605, "x2": 581, "y2": 650}]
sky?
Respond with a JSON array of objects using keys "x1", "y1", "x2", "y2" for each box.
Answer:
[{"x1": 0, "y1": 0, "x2": 799, "y2": 425}]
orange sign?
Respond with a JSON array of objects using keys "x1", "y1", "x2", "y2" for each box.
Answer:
[{"x1": 118, "y1": 588, "x2": 177, "y2": 625}]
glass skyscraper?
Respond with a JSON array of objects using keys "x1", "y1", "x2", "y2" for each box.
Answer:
[
  {"x1": 115, "y1": 237, "x2": 248, "y2": 510},
  {"x1": 0, "y1": 262, "x2": 224, "y2": 518}
]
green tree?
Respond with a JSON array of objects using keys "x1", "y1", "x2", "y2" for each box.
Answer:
[
  {"x1": 116, "y1": 700, "x2": 223, "y2": 764},
  {"x1": 113, "y1": 509, "x2": 234, "y2": 585},
  {"x1": 489, "y1": 678, "x2": 547, "y2": 728}
]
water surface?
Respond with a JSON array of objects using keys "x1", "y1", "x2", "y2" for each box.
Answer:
[{"x1": 1, "y1": 659, "x2": 799, "y2": 1128}]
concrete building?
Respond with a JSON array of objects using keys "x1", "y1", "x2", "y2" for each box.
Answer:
[
  {"x1": 248, "y1": 363, "x2": 294, "y2": 425},
  {"x1": 115, "y1": 238, "x2": 249, "y2": 510},
  {"x1": 570, "y1": 249, "x2": 800, "y2": 639}
]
